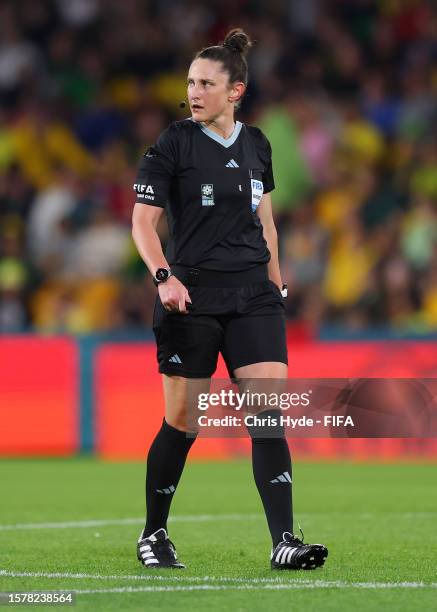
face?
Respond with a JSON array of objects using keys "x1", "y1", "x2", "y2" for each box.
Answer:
[{"x1": 187, "y1": 58, "x2": 244, "y2": 123}]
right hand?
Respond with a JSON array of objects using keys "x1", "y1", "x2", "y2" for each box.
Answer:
[{"x1": 158, "y1": 276, "x2": 192, "y2": 314}]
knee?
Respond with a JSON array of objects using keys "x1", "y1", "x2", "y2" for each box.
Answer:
[
  {"x1": 165, "y1": 406, "x2": 199, "y2": 433},
  {"x1": 163, "y1": 375, "x2": 204, "y2": 433},
  {"x1": 165, "y1": 410, "x2": 188, "y2": 432},
  {"x1": 246, "y1": 409, "x2": 285, "y2": 442}
]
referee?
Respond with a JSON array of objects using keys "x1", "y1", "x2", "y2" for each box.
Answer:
[{"x1": 132, "y1": 28, "x2": 327, "y2": 570}]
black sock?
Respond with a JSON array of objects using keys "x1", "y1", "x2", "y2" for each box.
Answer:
[
  {"x1": 143, "y1": 419, "x2": 197, "y2": 538},
  {"x1": 247, "y1": 409, "x2": 293, "y2": 547}
]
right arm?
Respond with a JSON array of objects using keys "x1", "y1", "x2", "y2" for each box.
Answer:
[{"x1": 131, "y1": 203, "x2": 191, "y2": 313}]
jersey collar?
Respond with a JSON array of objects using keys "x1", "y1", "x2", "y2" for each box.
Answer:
[{"x1": 198, "y1": 121, "x2": 243, "y2": 148}]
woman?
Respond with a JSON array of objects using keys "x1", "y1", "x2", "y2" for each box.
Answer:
[{"x1": 132, "y1": 28, "x2": 327, "y2": 570}]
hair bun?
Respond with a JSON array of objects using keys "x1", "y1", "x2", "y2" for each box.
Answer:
[{"x1": 223, "y1": 28, "x2": 252, "y2": 56}]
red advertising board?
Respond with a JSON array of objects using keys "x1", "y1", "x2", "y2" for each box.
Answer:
[
  {"x1": 0, "y1": 337, "x2": 78, "y2": 455},
  {"x1": 0, "y1": 337, "x2": 435, "y2": 459},
  {"x1": 94, "y1": 341, "x2": 437, "y2": 460}
]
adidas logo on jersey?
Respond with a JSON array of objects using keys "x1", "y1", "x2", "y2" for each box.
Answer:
[
  {"x1": 168, "y1": 354, "x2": 182, "y2": 364},
  {"x1": 225, "y1": 159, "x2": 239, "y2": 168},
  {"x1": 270, "y1": 471, "x2": 292, "y2": 483}
]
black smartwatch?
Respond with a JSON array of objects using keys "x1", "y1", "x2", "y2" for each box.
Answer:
[{"x1": 153, "y1": 268, "x2": 172, "y2": 286}]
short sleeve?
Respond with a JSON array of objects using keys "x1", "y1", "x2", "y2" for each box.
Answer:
[
  {"x1": 133, "y1": 125, "x2": 179, "y2": 207},
  {"x1": 261, "y1": 136, "x2": 275, "y2": 194}
]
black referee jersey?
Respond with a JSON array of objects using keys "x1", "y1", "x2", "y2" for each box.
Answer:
[{"x1": 133, "y1": 119, "x2": 275, "y2": 272}]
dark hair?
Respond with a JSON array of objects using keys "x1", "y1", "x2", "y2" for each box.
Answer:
[{"x1": 194, "y1": 28, "x2": 252, "y2": 87}]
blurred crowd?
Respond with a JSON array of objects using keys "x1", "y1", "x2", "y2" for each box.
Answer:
[{"x1": 0, "y1": 0, "x2": 436, "y2": 335}]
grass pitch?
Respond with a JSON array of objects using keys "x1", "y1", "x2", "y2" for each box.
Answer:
[{"x1": 0, "y1": 458, "x2": 436, "y2": 611}]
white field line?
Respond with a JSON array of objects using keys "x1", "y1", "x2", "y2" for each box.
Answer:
[
  {"x1": 1, "y1": 571, "x2": 437, "y2": 591},
  {"x1": 0, "y1": 514, "x2": 262, "y2": 531},
  {"x1": 0, "y1": 570, "x2": 320, "y2": 584},
  {"x1": 57, "y1": 583, "x2": 437, "y2": 593},
  {"x1": 1, "y1": 572, "x2": 436, "y2": 592},
  {"x1": 0, "y1": 512, "x2": 436, "y2": 532}
]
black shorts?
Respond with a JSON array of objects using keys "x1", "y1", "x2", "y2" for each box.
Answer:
[{"x1": 152, "y1": 265, "x2": 288, "y2": 378}]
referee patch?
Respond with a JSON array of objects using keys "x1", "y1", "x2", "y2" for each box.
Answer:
[
  {"x1": 201, "y1": 184, "x2": 215, "y2": 206},
  {"x1": 251, "y1": 179, "x2": 263, "y2": 212}
]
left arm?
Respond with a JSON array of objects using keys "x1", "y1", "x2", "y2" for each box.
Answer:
[{"x1": 256, "y1": 192, "x2": 283, "y2": 289}]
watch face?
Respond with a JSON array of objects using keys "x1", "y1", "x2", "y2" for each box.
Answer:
[{"x1": 155, "y1": 268, "x2": 169, "y2": 282}]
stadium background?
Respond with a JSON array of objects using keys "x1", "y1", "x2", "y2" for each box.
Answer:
[
  {"x1": 1, "y1": 2, "x2": 437, "y2": 609},
  {"x1": 1, "y1": 0, "x2": 437, "y2": 458}
]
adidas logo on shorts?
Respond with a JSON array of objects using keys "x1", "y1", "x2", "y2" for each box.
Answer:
[{"x1": 168, "y1": 354, "x2": 182, "y2": 364}]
